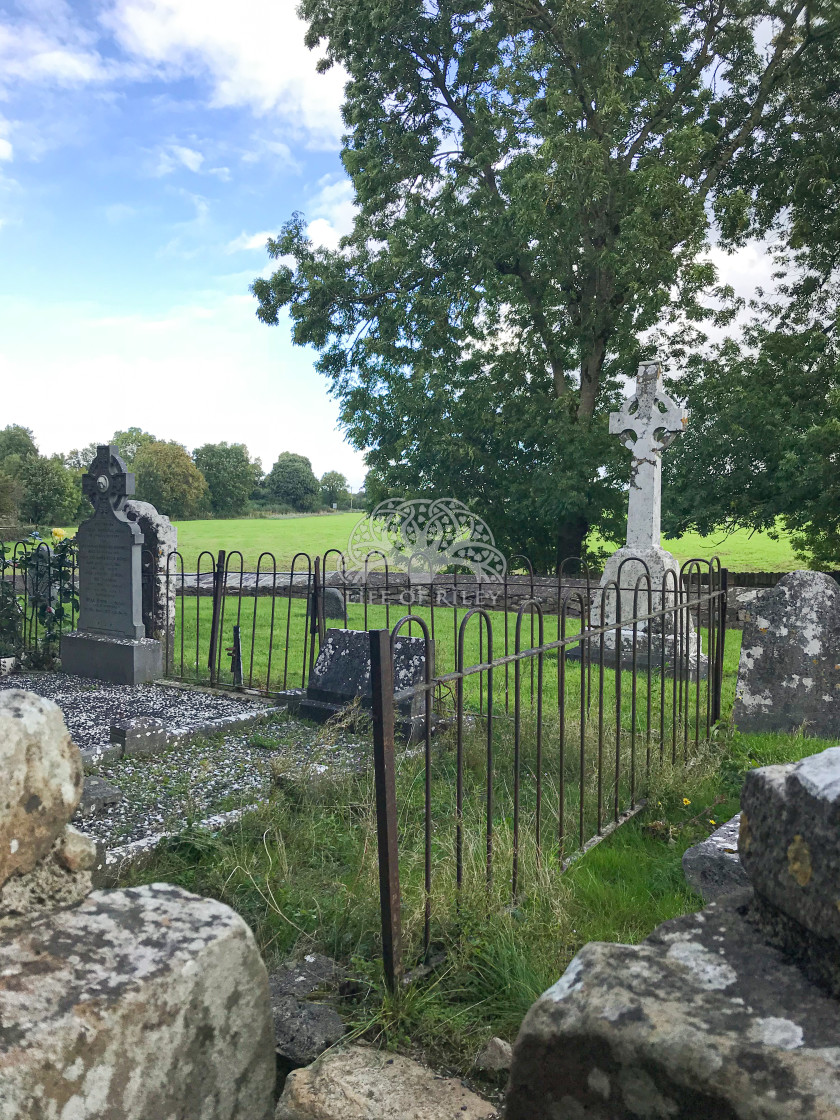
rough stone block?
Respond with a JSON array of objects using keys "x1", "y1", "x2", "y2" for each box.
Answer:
[
  {"x1": 682, "y1": 813, "x2": 748, "y2": 902},
  {"x1": 733, "y1": 570, "x2": 840, "y2": 736},
  {"x1": 506, "y1": 891, "x2": 840, "y2": 1119},
  {"x1": 110, "y1": 716, "x2": 168, "y2": 757},
  {"x1": 76, "y1": 775, "x2": 123, "y2": 817},
  {"x1": 275, "y1": 1045, "x2": 497, "y2": 1119},
  {"x1": 0, "y1": 883, "x2": 275, "y2": 1119},
  {"x1": 0, "y1": 690, "x2": 83, "y2": 888},
  {"x1": 60, "y1": 630, "x2": 163, "y2": 686},
  {"x1": 269, "y1": 955, "x2": 348, "y2": 1076},
  {"x1": 740, "y1": 747, "x2": 840, "y2": 943}
]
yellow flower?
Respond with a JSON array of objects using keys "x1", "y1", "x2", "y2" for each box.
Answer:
[
  {"x1": 51, "y1": 528, "x2": 66, "y2": 541},
  {"x1": 682, "y1": 798, "x2": 691, "y2": 806},
  {"x1": 709, "y1": 820, "x2": 716, "y2": 826}
]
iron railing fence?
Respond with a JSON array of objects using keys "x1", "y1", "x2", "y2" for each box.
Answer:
[
  {"x1": 369, "y1": 560, "x2": 728, "y2": 989},
  {"x1": 0, "y1": 539, "x2": 79, "y2": 658},
  {"x1": 161, "y1": 549, "x2": 603, "y2": 698}
]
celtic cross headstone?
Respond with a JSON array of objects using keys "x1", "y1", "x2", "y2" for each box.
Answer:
[
  {"x1": 60, "y1": 446, "x2": 163, "y2": 684},
  {"x1": 609, "y1": 361, "x2": 686, "y2": 550},
  {"x1": 568, "y1": 360, "x2": 706, "y2": 678}
]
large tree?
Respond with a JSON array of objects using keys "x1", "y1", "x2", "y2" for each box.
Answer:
[
  {"x1": 320, "y1": 470, "x2": 350, "y2": 508},
  {"x1": 265, "y1": 453, "x2": 320, "y2": 512},
  {"x1": 193, "y1": 442, "x2": 262, "y2": 517},
  {"x1": 252, "y1": 0, "x2": 838, "y2": 568},
  {"x1": 134, "y1": 442, "x2": 209, "y2": 520}
]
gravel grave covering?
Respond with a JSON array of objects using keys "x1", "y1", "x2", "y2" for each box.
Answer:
[
  {"x1": 0, "y1": 672, "x2": 369, "y2": 846},
  {"x1": 0, "y1": 672, "x2": 271, "y2": 750}
]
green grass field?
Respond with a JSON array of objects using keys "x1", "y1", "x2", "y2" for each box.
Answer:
[
  {"x1": 153, "y1": 515, "x2": 800, "y2": 572},
  {"x1": 61, "y1": 512, "x2": 800, "y2": 571}
]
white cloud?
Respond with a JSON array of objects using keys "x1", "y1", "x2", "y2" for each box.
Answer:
[
  {"x1": 107, "y1": 0, "x2": 347, "y2": 147},
  {"x1": 0, "y1": 139, "x2": 11, "y2": 162},
  {"x1": 156, "y1": 143, "x2": 204, "y2": 175},
  {"x1": 0, "y1": 15, "x2": 109, "y2": 89},
  {"x1": 227, "y1": 229, "x2": 275, "y2": 253},
  {"x1": 306, "y1": 175, "x2": 355, "y2": 249}
]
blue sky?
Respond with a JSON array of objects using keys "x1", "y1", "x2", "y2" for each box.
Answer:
[{"x1": 0, "y1": 0, "x2": 367, "y2": 486}]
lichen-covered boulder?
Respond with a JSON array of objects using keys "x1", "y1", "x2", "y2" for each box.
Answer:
[
  {"x1": 506, "y1": 891, "x2": 840, "y2": 1119},
  {"x1": 275, "y1": 1046, "x2": 498, "y2": 1119},
  {"x1": 733, "y1": 570, "x2": 840, "y2": 736},
  {"x1": 682, "y1": 813, "x2": 748, "y2": 902},
  {"x1": 0, "y1": 825, "x2": 99, "y2": 922},
  {"x1": 740, "y1": 747, "x2": 840, "y2": 943},
  {"x1": 0, "y1": 882, "x2": 275, "y2": 1119},
  {"x1": 0, "y1": 690, "x2": 82, "y2": 887}
]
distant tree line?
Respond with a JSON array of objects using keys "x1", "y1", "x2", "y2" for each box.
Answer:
[{"x1": 0, "y1": 424, "x2": 363, "y2": 527}]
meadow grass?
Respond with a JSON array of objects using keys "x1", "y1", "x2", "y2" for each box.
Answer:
[
  {"x1": 61, "y1": 513, "x2": 800, "y2": 572},
  {"x1": 123, "y1": 710, "x2": 826, "y2": 1074},
  {"x1": 122, "y1": 608, "x2": 779, "y2": 1077}
]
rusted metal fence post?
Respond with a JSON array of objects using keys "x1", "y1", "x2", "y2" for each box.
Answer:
[
  {"x1": 369, "y1": 628, "x2": 403, "y2": 991},
  {"x1": 208, "y1": 549, "x2": 226, "y2": 685},
  {"x1": 712, "y1": 568, "x2": 728, "y2": 725}
]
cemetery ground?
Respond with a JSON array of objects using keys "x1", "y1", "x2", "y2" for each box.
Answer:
[
  {"x1": 60, "y1": 513, "x2": 801, "y2": 572},
  {"x1": 96, "y1": 624, "x2": 831, "y2": 1087}
]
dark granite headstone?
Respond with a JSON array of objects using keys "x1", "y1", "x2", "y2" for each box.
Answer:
[
  {"x1": 60, "y1": 446, "x2": 162, "y2": 684},
  {"x1": 733, "y1": 570, "x2": 840, "y2": 736},
  {"x1": 294, "y1": 628, "x2": 431, "y2": 737}
]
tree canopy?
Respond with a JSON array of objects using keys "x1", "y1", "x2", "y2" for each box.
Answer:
[
  {"x1": 320, "y1": 471, "x2": 350, "y2": 508},
  {"x1": 253, "y1": 0, "x2": 839, "y2": 568},
  {"x1": 110, "y1": 428, "x2": 157, "y2": 469},
  {"x1": 193, "y1": 442, "x2": 262, "y2": 517},
  {"x1": 265, "y1": 453, "x2": 320, "y2": 512},
  {"x1": 134, "y1": 441, "x2": 209, "y2": 520}
]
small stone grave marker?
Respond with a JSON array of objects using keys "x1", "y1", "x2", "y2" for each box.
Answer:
[
  {"x1": 294, "y1": 628, "x2": 431, "y2": 737},
  {"x1": 110, "y1": 717, "x2": 168, "y2": 758}
]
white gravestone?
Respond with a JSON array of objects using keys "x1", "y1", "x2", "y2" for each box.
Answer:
[
  {"x1": 60, "y1": 446, "x2": 163, "y2": 685},
  {"x1": 580, "y1": 362, "x2": 705, "y2": 675},
  {"x1": 600, "y1": 360, "x2": 686, "y2": 609}
]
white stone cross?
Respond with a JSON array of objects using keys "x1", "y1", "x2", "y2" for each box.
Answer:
[{"x1": 610, "y1": 361, "x2": 687, "y2": 550}]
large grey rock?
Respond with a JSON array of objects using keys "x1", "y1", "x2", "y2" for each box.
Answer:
[
  {"x1": 0, "y1": 690, "x2": 83, "y2": 888},
  {"x1": 682, "y1": 813, "x2": 748, "y2": 902},
  {"x1": 740, "y1": 747, "x2": 840, "y2": 944},
  {"x1": 0, "y1": 882, "x2": 275, "y2": 1119},
  {"x1": 275, "y1": 1046, "x2": 498, "y2": 1119},
  {"x1": 733, "y1": 570, "x2": 840, "y2": 736},
  {"x1": 506, "y1": 890, "x2": 840, "y2": 1119},
  {"x1": 0, "y1": 826, "x2": 98, "y2": 922}
]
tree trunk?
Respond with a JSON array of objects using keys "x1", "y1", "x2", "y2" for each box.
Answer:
[{"x1": 555, "y1": 513, "x2": 589, "y2": 572}]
